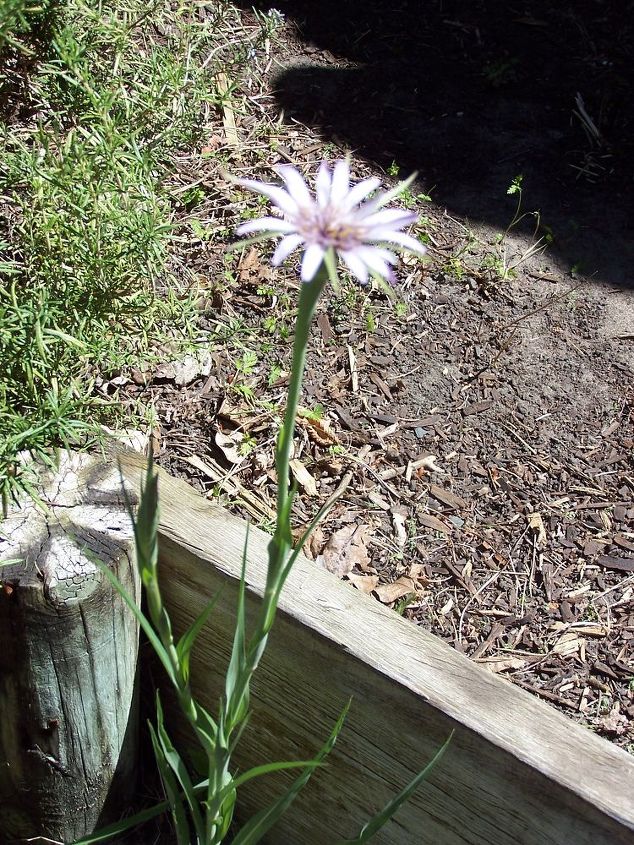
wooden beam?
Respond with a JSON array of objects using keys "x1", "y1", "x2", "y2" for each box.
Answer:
[
  {"x1": 120, "y1": 453, "x2": 634, "y2": 845},
  {"x1": 0, "y1": 453, "x2": 140, "y2": 843}
]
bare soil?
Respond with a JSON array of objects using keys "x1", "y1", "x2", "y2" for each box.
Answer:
[{"x1": 112, "y1": 0, "x2": 633, "y2": 761}]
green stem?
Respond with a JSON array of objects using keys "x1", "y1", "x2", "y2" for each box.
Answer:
[{"x1": 274, "y1": 267, "x2": 327, "y2": 527}]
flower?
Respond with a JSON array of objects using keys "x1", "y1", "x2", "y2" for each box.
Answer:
[{"x1": 235, "y1": 159, "x2": 426, "y2": 284}]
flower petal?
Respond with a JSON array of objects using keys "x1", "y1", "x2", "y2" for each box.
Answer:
[
  {"x1": 366, "y1": 229, "x2": 427, "y2": 255},
  {"x1": 237, "y1": 178, "x2": 299, "y2": 216},
  {"x1": 274, "y1": 164, "x2": 314, "y2": 208},
  {"x1": 340, "y1": 249, "x2": 369, "y2": 284},
  {"x1": 340, "y1": 176, "x2": 381, "y2": 212},
  {"x1": 355, "y1": 245, "x2": 397, "y2": 275},
  {"x1": 315, "y1": 161, "x2": 332, "y2": 208},
  {"x1": 361, "y1": 208, "x2": 417, "y2": 228},
  {"x1": 236, "y1": 217, "x2": 297, "y2": 235},
  {"x1": 301, "y1": 243, "x2": 326, "y2": 282},
  {"x1": 330, "y1": 159, "x2": 350, "y2": 205},
  {"x1": 374, "y1": 171, "x2": 418, "y2": 210},
  {"x1": 272, "y1": 233, "x2": 304, "y2": 265}
]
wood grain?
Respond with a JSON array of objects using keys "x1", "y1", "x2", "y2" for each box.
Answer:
[
  {"x1": 120, "y1": 453, "x2": 634, "y2": 845},
  {"x1": 0, "y1": 452, "x2": 140, "y2": 843}
]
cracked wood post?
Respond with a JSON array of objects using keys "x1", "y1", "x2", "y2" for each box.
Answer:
[{"x1": 0, "y1": 451, "x2": 140, "y2": 843}]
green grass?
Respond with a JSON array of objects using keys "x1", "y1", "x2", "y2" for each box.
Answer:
[{"x1": 0, "y1": 0, "x2": 226, "y2": 507}]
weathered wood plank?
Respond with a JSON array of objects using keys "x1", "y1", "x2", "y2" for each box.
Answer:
[
  {"x1": 0, "y1": 452, "x2": 140, "y2": 843},
  {"x1": 120, "y1": 453, "x2": 634, "y2": 845}
]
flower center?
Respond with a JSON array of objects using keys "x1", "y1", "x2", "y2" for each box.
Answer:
[{"x1": 302, "y1": 209, "x2": 362, "y2": 251}]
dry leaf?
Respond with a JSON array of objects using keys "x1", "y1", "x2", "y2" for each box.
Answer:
[
  {"x1": 477, "y1": 656, "x2": 527, "y2": 673},
  {"x1": 600, "y1": 704, "x2": 628, "y2": 735},
  {"x1": 374, "y1": 576, "x2": 417, "y2": 604},
  {"x1": 392, "y1": 511, "x2": 407, "y2": 547},
  {"x1": 293, "y1": 525, "x2": 324, "y2": 560},
  {"x1": 318, "y1": 524, "x2": 370, "y2": 578},
  {"x1": 528, "y1": 511, "x2": 547, "y2": 548},
  {"x1": 289, "y1": 458, "x2": 318, "y2": 496},
  {"x1": 297, "y1": 409, "x2": 340, "y2": 445},
  {"x1": 347, "y1": 573, "x2": 379, "y2": 594},
  {"x1": 237, "y1": 247, "x2": 263, "y2": 281},
  {"x1": 215, "y1": 430, "x2": 243, "y2": 465},
  {"x1": 153, "y1": 351, "x2": 213, "y2": 387}
]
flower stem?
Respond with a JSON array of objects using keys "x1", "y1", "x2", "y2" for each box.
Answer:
[{"x1": 274, "y1": 267, "x2": 327, "y2": 534}]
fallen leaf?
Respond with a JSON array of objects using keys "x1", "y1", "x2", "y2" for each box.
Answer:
[
  {"x1": 297, "y1": 409, "x2": 340, "y2": 445},
  {"x1": 374, "y1": 576, "x2": 417, "y2": 604},
  {"x1": 318, "y1": 524, "x2": 370, "y2": 578},
  {"x1": 292, "y1": 525, "x2": 324, "y2": 560},
  {"x1": 600, "y1": 704, "x2": 628, "y2": 735},
  {"x1": 477, "y1": 656, "x2": 527, "y2": 673},
  {"x1": 289, "y1": 459, "x2": 318, "y2": 496},
  {"x1": 237, "y1": 247, "x2": 263, "y2": 281},
  {"x1": 215, "y1": 430, "x2": 244, "y2": 465},
  {"x1": 347, "y1": 573, "x2": 379, "y2": 594},
  {"x1": 154, "y1": 351, "x2": 213, "y2": 386},
  {"x1": 528, "y1": 511, "x2": 547, "y2": 548}
]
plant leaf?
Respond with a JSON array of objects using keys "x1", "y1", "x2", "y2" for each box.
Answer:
[
  {"x1": 176, "y1": 589, "x2": 222, "y2": 683},
  {"x1": 149, "y1": 721, "x2": 191, "y2": 845},
  {"x1": 230, "y1": 700, "x2": 351, "y2": 845},
  {"x1": 155, "y1": 693, "x2": 206, "y2": 841},
  {"x1": 225, "y1": 521, "x2": 250, "y2": 727},
  {"x1": 338, "y1": 731, "x2": 454, "y2": 844}
]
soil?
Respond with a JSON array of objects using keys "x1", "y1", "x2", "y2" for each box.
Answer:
[{"x1": 112, "y1": 0, "x2": 633, "y2": 762}]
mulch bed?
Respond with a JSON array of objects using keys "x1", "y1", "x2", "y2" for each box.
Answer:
[{"x1": 110, "y1": 2, "x2": 633, "y2": 752}]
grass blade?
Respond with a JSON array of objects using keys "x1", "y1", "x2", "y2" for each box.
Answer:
[
  {"x1": 149, "y1": 722, "x2": 192, "y2": 845},
  {"x1": 155, "y1": 694, "x2": 206, "y2": 841},
  {"x1": 176, "y1": 589, "x2": 222, "y2": 683},
  {"x1": 339, "y1": 731, "x2": 454, "y2": 844},
  {"x1": 231, "y1": 700, "x2": 351, "y2": 845}
]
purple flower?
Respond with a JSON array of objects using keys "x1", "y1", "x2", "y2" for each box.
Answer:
[{"x1": 235, "y1": 160, "x2": 426, "y2": 284}]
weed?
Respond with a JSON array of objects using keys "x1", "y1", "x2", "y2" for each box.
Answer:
[{"x1": 0, "y1": 0, "x2": 219, "y2": 502}]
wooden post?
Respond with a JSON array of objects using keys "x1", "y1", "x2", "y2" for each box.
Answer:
[{"x1": 0, "y1": 451, "x2": 140, "y2": 844}]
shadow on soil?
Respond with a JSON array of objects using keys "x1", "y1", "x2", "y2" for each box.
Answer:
[{"x1": 239, "y1": 0, "x2": 634, "y2": 289}]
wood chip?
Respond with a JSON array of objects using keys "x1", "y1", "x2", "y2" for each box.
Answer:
[
  {"x1": 430, "y1": 484, "x2": 466, "y2": 510},
  {"x1": 289, "y1": 459, "x2": 318, "y2": 496},
  {"x1": 477, "y1": 655, "x2": 527, "y2": 673},
  {"x1": 418, "y1": 513, "x2": 452, "y2": 534},
  {"x1": 462, "y1": 399, "x2": 494, "y2": 416},
  {"x1": 597, "y1": 554, "x2": 634, "y2": 572}
]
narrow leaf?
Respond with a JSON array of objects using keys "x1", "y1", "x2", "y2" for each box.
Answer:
[
  {"x1": 155, "y1": 695, "x2": 206, "y2": 841},
  {"x1": 225, "y1": 522, "x2": 250, "y2": 721},
  {"x1": 176, "y1": 590, "x2": 222, "y2": 683},
  {"x1": 231, "y1": 700, "x2": 351, "y2": 845},
  {"x1": 149, "y1": 722, "x2": 191, "y2": 844},
  {"x1": 339, "y1": 731, "x2": 454, "y2": 844}
]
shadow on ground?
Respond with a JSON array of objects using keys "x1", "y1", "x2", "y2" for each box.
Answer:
[{"x1": 238, "y1": 0, "x2": 634, "y2": 289}]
